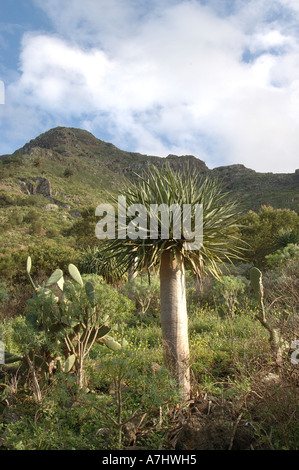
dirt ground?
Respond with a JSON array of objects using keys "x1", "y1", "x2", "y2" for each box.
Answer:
[{"x1": 165, "y1": 369, "x2": 298, "y2": 451}]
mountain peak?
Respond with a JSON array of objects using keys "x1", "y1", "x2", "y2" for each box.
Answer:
[{"x1": 18, "y1": 127, "x2": 101, "y2": 154}]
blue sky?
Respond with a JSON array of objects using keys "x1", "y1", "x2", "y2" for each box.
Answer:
[{"x1": 1, "y1": 0, "x2": 299, "y2": 173}]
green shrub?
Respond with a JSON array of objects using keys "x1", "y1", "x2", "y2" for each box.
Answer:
[
  {"x1": 67, "y1": 206, "x2": 99, "y2": 248},
  {"x1": 0, "y1": 191, "x2": 15, "y2": 206},
  {"x1": 0, "y1": 282, "x2": 9, "y2": 305},
  {"x1": 211, "y1": 275, "x2": 247, "y2": 317},
  {"x1": 88, "y1": 343, "x2": 179, "y2": 448},
  {"x1": 189, "y1": 306, "x2": 269, "y2": 385},
  {"x1": 265, "y1": 243, "x2": 299, "y2": 269},
  {"x1": 63, "y1": 168, "x2": 74, "y2": 178},
  {"x1": 23, "y1": 209, "x2": 40, "y2": 224},
  {"x1": 29, "y1": 219, "x2": 42, "y2": 235},
  {"x1": 240, "y1": 206, "x2": 299, "y2": 266},
  {"x1": 120, "y1": 274, "x2": 160, "y2": 323},
  {"x1": 1, "y1": 373, "x2": 110, "y2": 450},
  {"x1": 0, "y1": 242, "x2": 80, "y2": 284},
  {"x1": 0, "y1": 162, "x2": 9, "y2": 179}
]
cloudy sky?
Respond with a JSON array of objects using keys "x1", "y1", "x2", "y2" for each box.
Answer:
[{"x1": 1, "y1": 0, "x2": 299, "y2": 173}]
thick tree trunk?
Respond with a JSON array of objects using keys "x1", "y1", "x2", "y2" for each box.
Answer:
[{"x1": 160, "y1": 250, "x2": 190, "y2": 401}]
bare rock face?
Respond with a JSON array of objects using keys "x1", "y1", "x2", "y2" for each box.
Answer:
[
  {"x1": 19, "y1": 180, "x2": 34, "y2": 195},
  {"x1": 19, "y1": 177, "x2": 52, "y2": 198},
  {"x1": 35, "y1": 177, "x2": 52, "y2": 198}
]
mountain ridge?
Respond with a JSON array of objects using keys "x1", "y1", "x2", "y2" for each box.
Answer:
[
  {"x1": 1, "y1": 126, "x2": 298, "y2": 213},
  {"x1": 14, "y1": 125, "x2": 298, "y2": 174}
]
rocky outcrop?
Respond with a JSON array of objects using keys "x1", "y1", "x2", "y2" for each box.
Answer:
[
  {"x1": 19, "y1": 177, "x2": 52, "y2": 197},
  {"x1": 36, "y1": 177, "x2": 52, "y2": 198},
  {"x1": 19, "y1": 177, "x2": 69, "y2": 209}
]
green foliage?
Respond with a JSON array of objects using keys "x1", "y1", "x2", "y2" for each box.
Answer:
[
  {"x1": 63, "y1": 168, "x2": 74, "y2": 178},
  {"x1": 265, "y1": 243, "x2": 299, "y2": 269},
  {"x1": 240, "y1": 206, "x2": 299, "y2": 266},
  {"x1": 248, "y1": 386, "x2": 299, "y2": 450},
  {"x1": 0, "y1": 162, "x2": 10, "y2": 180},
  {"x1": 1, "y1": 373, "x2": 109, "y2": 450},
  {"x1": 89, "y1": 344, "x2": 179, "y2": 447},
  {"x1": 0, "y1": 292, "x2": 297, "y2": 450},
  {"x1": 0, "y1": 242, "x2": 80, "y2": 284},
  {"x1": 0, "y1": 191, "x2": 15, "y2": 206},
  {"x1": 79, "y1": 246, "x2": 127, "y2": 284},
  {"x1": 9, "y1": 208, "x2": 24, "y2": 226},
  {"x1": 22, "y1": 259, "x2": 134, "y2": 388},
  {"x1": 0, "y1": 127, "x2": 298, "y2": 448},
  {"x1": 67, "y1": 206, "x2": 99, "y2": 248},
  {"x1": 274, "y1": 228, "x2": 299, "y2": 249},
  {"x1": 4, "y1": 154, "x2": 24, "y2": 167},
  {"x1": 263, "y1": 246, "x2": 299, "y2": 318},
  {"x1": 33, "y1": 157, "x2": 41, "y2": 168},
  {"x1": 212, "y1": 275, "x2": 247, "y2": 317},
  {"x1": 0, "y1": 282, "x2": 9, "y2": 305},
  {"x1": 0, "y1": 193, "x2": 46, "y2": 209},
  {"x1": 103, "y1": 163, "x2": 244, "y2": 280},
  {"x1": 1, "y1": 342, "x2": 178, "y2": 450},
  {"x1": 29, "y1": 219, "x2": 42, "y2": 235},
  {"x1": 22, "y1": 209, "x2": 42, "y2": 235},
  {"x1": 81, "y1": 274, "x2": 134, "y2": 326},
  {"x1": 189, "y1": 306, "x2": 268, "y2": 384},
  {"x1": 120, "y1": 273, "x2": 160, "y2": 321},
  {"x1": 23, "y1": 209, "x2": 40, "y2": 224}
]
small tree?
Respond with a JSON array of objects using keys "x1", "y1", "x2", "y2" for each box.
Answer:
[
  {"x1": 102, "y1": 165, "x2": 244, "y2": 400},
  {"x1": 250, "y1": 267, "x2": 283, "y2": 369}
]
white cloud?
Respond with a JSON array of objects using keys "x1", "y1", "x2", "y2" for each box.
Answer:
[
  {"x1": 13, "y1": 33, "x2": 112, "y2": 112},
  {"x1": 0, "y1": 80, "x2": 4, "y2": 105},
  {"x1": 3, "y1": 0, "x2": 299, "y2": 172}
]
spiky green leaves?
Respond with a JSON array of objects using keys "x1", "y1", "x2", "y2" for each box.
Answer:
[{"x1": 102, "y1": 164, "x2": 244, "y2": 279}]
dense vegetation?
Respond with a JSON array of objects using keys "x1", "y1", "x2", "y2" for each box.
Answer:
[
  {"x1": 0, "y1": 204, "x2": 298, "y2": 450},
  {"x1": 0, "y1": 128, "x2": 298, "y2": 450}
]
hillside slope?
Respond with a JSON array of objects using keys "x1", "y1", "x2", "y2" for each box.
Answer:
[
  {"x1": 2, "y1": 126, "x2": 298, "y2": 210},
  {"x1": 0, "y1": 126, "x2": 298, "y2": 251}
]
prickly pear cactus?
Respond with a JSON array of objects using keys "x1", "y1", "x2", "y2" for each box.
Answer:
[{"x1": 24, "y1": 258, "x2": 123, "y2": 380}]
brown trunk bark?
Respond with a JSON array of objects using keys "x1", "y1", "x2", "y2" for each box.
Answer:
[{"x1": 160, "y1": 250, "x2": 190, "y2": 401}]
